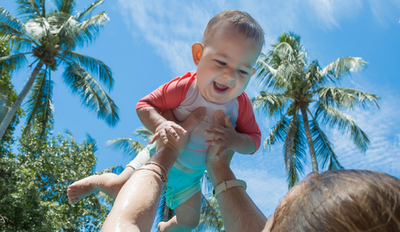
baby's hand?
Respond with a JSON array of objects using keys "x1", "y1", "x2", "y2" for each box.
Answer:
[
  {"x1": 149, "y1": 120, "x2": 187, "y2": 144},
  {"x1": 205, "y1": 115, "x2": 238, "y2": 158}
]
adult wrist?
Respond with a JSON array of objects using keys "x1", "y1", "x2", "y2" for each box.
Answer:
[{"x1": 206, "y1": 162, "x2": 235, "y2": 188}]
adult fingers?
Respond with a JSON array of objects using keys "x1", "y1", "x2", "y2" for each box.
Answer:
[
  {"x1": 205, "y1": 129, "x2": 224, "y2": 137},
  {"x1": 214, "y1": 110, "x2": 226, "y2": 127},
  {"x1": 224, "y1": 115, "x2": 234, "y2": 128},
  {"x1": 180, "y1": 107, "x2": 206, "y2": 132}
]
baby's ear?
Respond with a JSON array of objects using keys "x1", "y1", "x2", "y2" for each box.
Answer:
[
  {"x1": 252, "y1": 68, "x2": 256, "y2": 76},
  {"x1": 192, "y1": 43, "x2": 203, "y2": 66}
]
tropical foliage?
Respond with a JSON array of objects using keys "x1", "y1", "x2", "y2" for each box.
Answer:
[
  {"x1": 0, "y1": 41, "x2": 23, "y2": 154},
  {"x1": 252, "y1": 32, "x2": 380, "y2": 188},
  {"x1": 0, "y1": 0, "x2": 119, "y2": 141},
  {"x1": 0, "y1": 124, "x2": 113, "y2": 231}
]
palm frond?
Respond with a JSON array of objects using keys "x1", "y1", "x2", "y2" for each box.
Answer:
[
  {"x1": 195, "y1": 195, "x2": 224, "y2": 232},
  {"x1": 274, "y1": 42, "x2": 296, "y2": 62},
  {"x1": 319, "y1": 57, "x2": 367, "y2": 82},
  {"x1": 251, "y1": 91, "x2": 290, "y2": 117},
  {"x1": 314, "y1": 101, "x2": 370, "y2": 153},
  {"x1": 94, "y1": 164, "x2": 124, "y2": 175},
  {"x1": 16, "y1": 0, "x2": 43, "y2": 20},
  {"x1": 273, "y1": 59, "x2": 299, "y2": 89},
  {"x1": 64, "y1": 129, "x2": 79, "y2": 149},
  {"x1": 133, "y1": 127, "x2": 153, "y2": 141},
  {"x1": 52, "y1": 0, "x2": 76, "y2": 14},
  {"x1": 1, "y1": 35, "x2": 33, "y2": 53},
  {"x1": 25, "y1": 17, "x2": 54, "y2": 47},
  {"x1": 0, "y1": 6, "x2": 26, "y2": 32},
  {"x1": 316, "y1": 87, "x2": 380, "y2": 110},
  {"x1": 254, "y1": 52, "x2": 277, "y2": 90},
  {"x1": 0, "y1": 21, "x2": 36, "y2": 47},
  {"x1": 78, "y1": 12, "x2": 109, "y2": 45},
  {"x1": 309, "y1": 111, "x2": 343, "y2": 170},
  {"x1": 0, "y1": 53, "x2": 29, "y2": 73},
  {"x1": 263, "y1": 115, "x2": 291, "y2": 149},
  {"x1": 306, "y1": 60, "x2": 327, "y2": 90},
  {"x1": 60, "y1": 57, "x2": 119, "y2": 127},
  {"x1": 63, "y1": 50, "x2": 113, "y2": 89},
  {"x1": 76, "y1": 0, "x2": 104, "y2": 21},
  {"x1": 283, "y1": 113, "x2": 307, "y2": 189},
  {"x1": 47, "y1": 12, "x2": 87, "y2": 49},
  {"x1": 106, "y1": 138, "x2": 145, "y2": 158},
  {"x1": 23, "y1": 68, "x2": 54, "y2": 140},
  {"x1": 84, "y1": 133, "x2": 98, "y2": 153}
]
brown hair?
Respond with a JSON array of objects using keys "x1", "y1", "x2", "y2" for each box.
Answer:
[
  {"x1": 202, "y1": 9, "x2": 264, "y2": 50},
  {"x1": 271, "y1": 170, "x2": 400, "y2": 232}
]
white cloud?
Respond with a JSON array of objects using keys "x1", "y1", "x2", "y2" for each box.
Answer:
[
  {"x1": 118, "y1": 0, "x2": 400, "y2": 76},
  {"x1": 367, "y1": 0, "x2": 400, "y2": 26},
  {"x1": 117, "y1": 0, "x2": 215, "y2": 75}
]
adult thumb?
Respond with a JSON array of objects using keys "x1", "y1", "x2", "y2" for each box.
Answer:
[{"x1": 180, "y1": 107, "x2": 206, "y2": 132}]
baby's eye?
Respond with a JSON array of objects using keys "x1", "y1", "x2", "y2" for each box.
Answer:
[
  {"x1": 239, "y1": 70, "x2": 248, "y2": 75},
  {"x1": 216, "y1": 60, "x2": 226, "y2": 65}
]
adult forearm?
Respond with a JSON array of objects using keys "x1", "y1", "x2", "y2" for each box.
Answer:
[
  {"x1": 102, "y1": 146, "x2": 179, "y2": 231},
  {"x1": 137, "y1": 107, "x2": 167, "y2": 133},
  {"x1": 207, "y1": 161, "x2": 268, "y2": 232}
]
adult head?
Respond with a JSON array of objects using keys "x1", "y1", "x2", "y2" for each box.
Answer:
[{"x1": 269, "y1": 170, "x2": 400, "y2": 232}]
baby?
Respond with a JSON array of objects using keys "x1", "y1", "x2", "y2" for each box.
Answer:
[{"x1": 67, "y1": 9, "x2": 264, "y2": 231}]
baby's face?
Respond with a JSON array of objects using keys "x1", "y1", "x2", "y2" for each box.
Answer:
[{"x1": 196, "y1": 24, "x2": 260, "y2": 104}]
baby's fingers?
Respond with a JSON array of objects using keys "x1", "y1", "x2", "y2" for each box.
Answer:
[
  {"x1": 149, "y1": 130, "x2": 168, "y2": 144},
  {"x1": 171, "y1": 124, "x2": 187, "y2": 135},
  {"x1": 167, "y1": 127, "x2": 180, "y2": 141}
]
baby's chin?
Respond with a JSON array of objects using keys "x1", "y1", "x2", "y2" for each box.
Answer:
[{"x1": 202, "y1": 93, "x2": 237, "y2": 104}]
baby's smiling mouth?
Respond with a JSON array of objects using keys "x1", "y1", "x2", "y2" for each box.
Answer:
[{"x1": 213, "y1": 82, "x2": 229, "y2": 94}]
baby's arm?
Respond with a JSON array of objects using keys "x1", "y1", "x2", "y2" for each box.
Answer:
[
  {"x1": 136, "y1": 72, "x2": 197, "y2": 144},
  {"x1": 137, "y1": 107, "x2": 187, "y2": 144}
]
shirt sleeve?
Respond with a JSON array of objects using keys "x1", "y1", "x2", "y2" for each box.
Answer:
[
  {"x1": 236, "y1": 92, "x2": 261, "y2": 154},
  {"x1": 136, "y1": 71, "x2": 196, "y2": 113}
]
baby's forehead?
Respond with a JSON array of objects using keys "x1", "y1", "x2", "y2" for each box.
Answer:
[{"x1": 204, "y1": 24, "x2": 262, "y2": 51}]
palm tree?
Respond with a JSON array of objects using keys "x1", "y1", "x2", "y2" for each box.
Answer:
[
  {"x1": 252, "y1": 32, "x2": 380, "y2": 188},
  {"x1": 0, "y1": 0, "x2": 118, "y2": 140}
]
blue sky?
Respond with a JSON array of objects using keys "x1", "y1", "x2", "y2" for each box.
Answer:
[{"x1": 3, "y1": 0, "x2": 400, "y2": 225}]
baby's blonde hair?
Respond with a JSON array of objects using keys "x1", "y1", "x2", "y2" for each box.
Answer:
[
  {"x1": 202, "y1": 9, "x2": 264, "y2": 51},
  {"x1": 271, "y1": 170, "x2": 400, "y2": 232}
]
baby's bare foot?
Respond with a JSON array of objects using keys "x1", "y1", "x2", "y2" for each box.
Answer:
[{"x1": 67, "y1": 175, "x2": 98, "y2": 204}]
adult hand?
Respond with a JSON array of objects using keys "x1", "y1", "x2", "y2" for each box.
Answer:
[
  {"x1": 159, "y1": 107, "x2": 206, "y2": 154},
  {"x1": 207, "y1": 110, "x2": 235, "y2": 166}
]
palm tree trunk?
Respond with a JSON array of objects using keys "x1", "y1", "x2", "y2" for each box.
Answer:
[
  {"x1": 300, "y1": 106, "x2": 319, "y2": 172},
  {"x1": 0, "y1": 60, "x2": 45, "y2": 140}
]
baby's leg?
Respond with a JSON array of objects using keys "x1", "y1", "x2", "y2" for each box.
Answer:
[
  {"x1": 67, "y1": 148, "x2": 152, "y2": 204},
  {"x1": 158, "y1": 191, "x2": 202, "y2": 232},
  {"x1": 67, "y1": 167, "x2": 134, "y2": 204}
]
